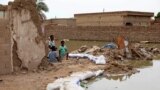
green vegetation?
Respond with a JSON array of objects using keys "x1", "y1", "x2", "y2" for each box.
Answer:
[
  {"x1": 155, "y1": 12, "x2": 160, "y2": 19},
  {"x1": 36, "y1": 0, "x2": 49, "y2": 20}
]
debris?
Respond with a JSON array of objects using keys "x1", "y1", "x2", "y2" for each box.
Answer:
[
  {"x1": 140, "y1": 41, "x2": 149, "y2": 44},
  {"x1": 85, "y1": 46, "x2": 100, "y2": 54},
  {"x1": 78, "y1": 45, "x2": 88, "y2": 53},
  {"x1": 70, "y1": 41, "x2": 158, "y2": 62},
  {"x1": 69, "y1": 54, "x2": 106, "y2": 64},
  {"x1": 103, "y1": 42, "x2": 118, "y2": 49},
  {"x1": 104, "y1": 61, "x2": 137, "y2": 74},
  {"x1": 46, "y1": 70, "x2": 104, "y2": 90}
]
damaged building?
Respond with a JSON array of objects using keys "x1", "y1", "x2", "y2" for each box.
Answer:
[{"x1": 0, "y1": 1, "x2": 46, "y2": 74}]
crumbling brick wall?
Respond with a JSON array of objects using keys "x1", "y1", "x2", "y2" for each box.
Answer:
[
  {"x1": 0, "y1": 19, "x2": 12, "y2": 74},
  {"x1": 0, "y1": 0, "x2": 46, "y2": 74},
  {"x1": 45, "y1": 26, "x2": 160, "y2": 42}
]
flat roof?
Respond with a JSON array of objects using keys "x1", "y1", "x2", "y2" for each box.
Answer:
[
  {"x1": 0, "y1": 4, "x2": 7, "y2": 11},
  {"x1": 48, "y1": 18, "x2": 75, "y2": 20},
  {"x1": 74, "y1": 11, "x2": 154, "y2": 17}
]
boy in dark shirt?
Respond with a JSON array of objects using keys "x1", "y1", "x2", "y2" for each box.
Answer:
[{"x1": 48, "y1": 46, "x2": 59, "y2": 63}]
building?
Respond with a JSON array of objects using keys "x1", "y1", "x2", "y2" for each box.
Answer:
[
  {"x1": 74, "y1": 11, "x2": 154, "y2": 26},
  {"x1": 44, "y1": 18, "x2": 76, "y2": 26},
  {"x1": 0, "y1": 4, "x2": 8, "y2": 19}
]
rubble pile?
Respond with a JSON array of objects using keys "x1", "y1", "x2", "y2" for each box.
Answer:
[
  {"x1": 104, "y1": 61, "x2": 137, "y2": 74},
  {"x1": 71, "y1": 43, "x2": 160, "y2": 61},
  {"x1": 71, "y1": 45, "x2": 101, "y2": 55},
  {"x1": 69, "y1": 42, "x2": 160, "y2": 74}
]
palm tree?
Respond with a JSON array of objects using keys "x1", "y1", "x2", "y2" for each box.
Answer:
[{"x1": 36, "y1": 0, "x2": 49, "y2": 20}]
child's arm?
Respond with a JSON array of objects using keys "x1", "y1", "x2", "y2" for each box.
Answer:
[
  {"x1": 66, "y1": 47, "x2": 69, "y2": 60},
  {"x1": 66, "y1": 53, "x2": 69, "y2": 60},
  {"x1": 56, "y1": 51, "x2": 60, "y2": 62},
  {"x1": 47, "y1": 51, "x2": 51, "y2": 58},
  {"x1": 59, "y1": 50, "x2": 61, "y2": 62}
]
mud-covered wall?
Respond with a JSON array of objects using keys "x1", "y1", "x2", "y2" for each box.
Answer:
[
  {"x1": 0, "y1": 0, "x2": 46, "y2": 74},
  {"x1": 8, "y1": 0, "x2": 46, "y2": 70},
  {"x1": 0, "y1": 19, "x2": 12, "y2": 74},
  {"x1": 46, "y1": 26, "x2": 160, "y2": 42}
]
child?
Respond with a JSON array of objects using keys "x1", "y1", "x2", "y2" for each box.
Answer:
[
  {"x1": 59, "y1": 40, "x2": 68, "y2": 61},
  {"x1": 47, "y1": 35, "x2": 56, "y2": 58},
  {"x1": 48, "y1": 46, "x2": 59, "y2": 63},
  {"x1": 48, "y1": 35, "x2": 55, "y2": 49}
]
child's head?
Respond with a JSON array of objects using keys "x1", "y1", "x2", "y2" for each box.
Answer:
[
  {"x1": 51, "y1": 46, "x2": 57, "y2": 51},
  {"x1": 61, "y1": 40, "x2": 65, "y2": 46},
  {"x1": 50, "y1": 35, "x2": 54, "y2": 41}
]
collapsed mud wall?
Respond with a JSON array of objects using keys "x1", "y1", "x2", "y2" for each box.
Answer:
[
  {"x1": 0, "y1": 19, "x2": 12, "y2": 74},
  {"x1": 8, "y1": 0, "x2": 46, "y2": 70}
]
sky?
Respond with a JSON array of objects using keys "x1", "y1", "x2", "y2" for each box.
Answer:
[{"x1": 0, "y1": 0, "x2": 160, "y2": 19}]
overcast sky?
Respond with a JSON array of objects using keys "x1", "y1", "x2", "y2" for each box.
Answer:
[{"x1": 0, "y1": 0, "x2": 160, "y2": 19}]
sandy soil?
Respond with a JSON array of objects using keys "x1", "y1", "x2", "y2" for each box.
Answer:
[{"x1": 0, "y1": 59, "x2": 105, "y2": 90}]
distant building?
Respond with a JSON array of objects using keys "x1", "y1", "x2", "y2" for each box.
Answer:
[
  {"x1": 44, "y1": 18, "x2": 76, "y2": 26},
  {"x1": 74, "y1": 11, "x2": 154, "y2": 26},
  {"x1": 0, "y1": 4, "x2": 8, "y2": 19}
]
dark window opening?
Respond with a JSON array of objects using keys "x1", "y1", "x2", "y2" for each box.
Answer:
[{"x1": 125, "y1": 22, "x2": 133, "y2": 26}]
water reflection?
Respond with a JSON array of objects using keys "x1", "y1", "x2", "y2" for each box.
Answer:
[
  {"x1": 103, "y1": 60, "x2": 153, "y2": 82},
  {"x1": 87, "y1": 60, "x2": 160, "y2": 90},
  {"x1": 105, "y1": 74, "x2": 133, "y2": 82}
]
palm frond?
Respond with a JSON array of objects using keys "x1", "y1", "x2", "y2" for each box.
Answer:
[{"x1": 37, "y1": 1, "x2": 49, "y2": 12}]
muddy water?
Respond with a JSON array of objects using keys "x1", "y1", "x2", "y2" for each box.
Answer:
[
  {"x1": 87, "y1": 60, "x2": 160, "y2": 90},
  {"x1": 56, "y1": 40, "x2": 106, "y2": 52}
]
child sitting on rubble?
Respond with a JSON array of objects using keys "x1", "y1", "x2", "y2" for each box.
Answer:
[
  {"x1": 59, "y1": 40, "x2": 68, "y2": 61},
  {"x1": 48, "y1": 46, "x2": 59, "y2": 63}
]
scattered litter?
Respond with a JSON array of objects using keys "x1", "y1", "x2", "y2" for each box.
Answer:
[{"x1": 103, "y1": 43, "x2": 118, "y2": 49}]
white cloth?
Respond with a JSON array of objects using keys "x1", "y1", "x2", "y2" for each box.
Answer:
[
  {"x1": 46, "y1": 70, "x2": 104, "y2": 90},
  {"x1": 69, "y1": 54, "x2": 106, "y2": 64}
]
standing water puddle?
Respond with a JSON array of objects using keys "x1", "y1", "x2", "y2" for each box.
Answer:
[{"x1": 87, "y1": 60, "x2": 160, "y2": 90}]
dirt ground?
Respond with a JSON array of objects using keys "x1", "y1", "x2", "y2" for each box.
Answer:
[{"x1": 0, "y1": 59, "x2": 105, "y2": 90}]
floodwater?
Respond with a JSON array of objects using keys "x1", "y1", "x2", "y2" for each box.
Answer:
[
  {"x1": 87, "y1": 60, "x2": 160, "y2": 90},
  {"x1": 55, "y1": 40, "x2": 160, "y2": 90},
  {"x1": 56, "y1": 40, "x2": 106, "y2": 52}
]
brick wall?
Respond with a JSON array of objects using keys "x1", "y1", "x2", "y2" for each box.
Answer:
[
  {"x1": 45, "y1": 26, "x2": 160, "y2": 42},
  {"x1": 44, "y1": 18, "x2": 76, "y2": 26},
  {"x1": 0, "y1": 19, "x2": 12, "y2": 74}
]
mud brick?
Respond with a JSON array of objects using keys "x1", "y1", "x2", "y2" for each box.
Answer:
[
  {"x1": 0, "y1": 38, "x2": 5, "y2": 44},
  {"x1": 0, "y1": 44, "x2": 10, "y2": 48},
  {"x1": 0, "y1": 50, "x2": 10, "y2": 56},
  {"x1": 0, "y1": 56, "x2": 13, "y2": 74},
  {"x1": 45, "y1": 26, "x2": 160, "y2": 42}
]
